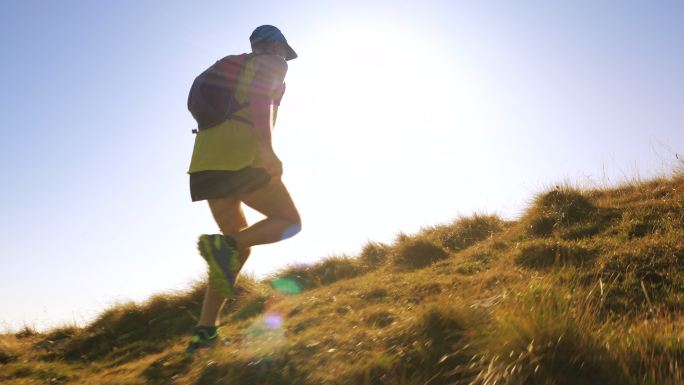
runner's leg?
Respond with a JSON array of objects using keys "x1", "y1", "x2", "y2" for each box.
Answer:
[
  {"x1": 232, "y1": 179, "x2": 301, "y2": 248},
  {"x1": 197, "y1": 178, "x2": 301, "y2": 324},
  {"x1": 197, "y1": 197, "x2": 251, "y2": 326},
  {"x1": 208, "y1": 197, "x2": 253, "y2": 265}
]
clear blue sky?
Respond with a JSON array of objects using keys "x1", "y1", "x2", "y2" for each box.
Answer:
[{"x1": 1, "y1": 0, "x2": 682, "y2": 331}]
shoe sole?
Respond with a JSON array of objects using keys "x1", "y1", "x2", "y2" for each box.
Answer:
[{"x1": 198, "y1": 235, "x2": 238, "y2": 297}]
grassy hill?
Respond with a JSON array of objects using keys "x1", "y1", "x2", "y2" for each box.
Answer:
[{"x1": 2, "y1": 173, "x2": 684, "y2": 384}]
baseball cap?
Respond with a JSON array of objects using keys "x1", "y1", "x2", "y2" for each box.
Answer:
[{"x1": 249, "y1": 25, "x2": 298, "y2": 61}]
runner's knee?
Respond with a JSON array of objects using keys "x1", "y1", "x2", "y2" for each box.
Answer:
[{"x1": 281, "y1": 217, "x2": 302, "y2": 240}]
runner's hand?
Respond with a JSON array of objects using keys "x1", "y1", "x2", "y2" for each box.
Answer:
[{"x1": 261, "y1": 151, "x2": 283, "y2": 179}]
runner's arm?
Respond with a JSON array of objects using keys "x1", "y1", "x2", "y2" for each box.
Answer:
[
  {"x1": 272, "y1": 83, "x2": 286, "y2": 127},
  {"x1": 249, "y1": 55, "x2": 288, "y2": 155}
]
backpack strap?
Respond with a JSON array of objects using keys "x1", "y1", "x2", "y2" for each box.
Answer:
[
  {"x1": 222, "y1": 52, "x2": 272, "y2": 123},
  {"x1": 191, "y1": 52, "x2": 274, "y2": 134}
]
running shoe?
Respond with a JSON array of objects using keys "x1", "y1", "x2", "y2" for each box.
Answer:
[
  {"x1": 185, "y1": 325, "x2": 219, "y2": 354},
  {"x1": 197, "y1": 234, "x2": 241, "y2": 297}
]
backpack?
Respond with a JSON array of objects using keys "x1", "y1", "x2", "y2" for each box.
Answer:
[{"x1": 187, "y1": 53, "x2": 263, "y2": 133}]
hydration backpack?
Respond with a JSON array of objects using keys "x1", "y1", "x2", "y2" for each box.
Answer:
[{"x1": 187, "y1": 53, "x2": 263, "y2": 133}]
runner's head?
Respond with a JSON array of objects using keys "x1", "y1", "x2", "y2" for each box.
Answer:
[{"x1": 250, "y1": 25, "x2": 297, "y2": 61}]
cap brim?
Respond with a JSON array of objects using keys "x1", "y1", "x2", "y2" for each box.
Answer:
[{"x1": 285, "y1": 44, "x2": 297, "y2": 61}]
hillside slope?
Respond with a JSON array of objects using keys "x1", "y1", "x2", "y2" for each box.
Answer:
[{"x1": 2, "y1": 174, "x2": 684, "y2": 385}]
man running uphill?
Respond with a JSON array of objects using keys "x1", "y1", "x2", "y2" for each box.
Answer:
[{"x1": 185, "y1": 25, "x2": 301, "y2": 353}]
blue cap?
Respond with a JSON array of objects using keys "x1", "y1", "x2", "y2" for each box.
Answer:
[{"x1": 249, "y1": 25, "x2": 298, "y2": 61}]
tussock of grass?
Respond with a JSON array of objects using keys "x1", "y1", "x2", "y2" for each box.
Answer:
[
  {"x1": 196, "y1": 354, "x2": 304, "y2": 385},
  {"x1": 455, "y1": 260, "x2": 485, "y2": 275},
  {"x1": 309, "y1": 255, "x2": 366, "y2": 285},
  {"x1": 411, "y1": 283, "x2": 442, "y2": 303},
  {"x1": 613, "y1": 202, "x2": 684, "y2": 241},
  {"x1": 359, "y1": 287, "x2": 388, "y2": 301},
  {"x1": 142, "y1": 352, "x2": 193, "y2": 385},
  {"x1": 353, "y1": 304, "x2": 479, "y2": 385},
  {"x1": 454, "y1": 247, "x2": 494, "y2": 275},
  {"x1": 613, "y1": 315, "x2": 684, "y2": 384},
  {"x1": 514, "y1": 239, "x2": 597, "y2": 269},
  {"x1": 2, "y1": 360, "x2": 75, "y2": 384},
  {"x1": 595, "y1": 236, "x2": 684, "y2": 314},
  {"x1": 57, "y1": 281, "x2": 207, "y2": 361},
  {"x1": 404, "y1": 305, "x2": 474, "y2": 375},
  {"x1": 42, "y1": 325, "x2": 79, "y2": 343},
  {"x1": 0, "y1": 337, "x2": 20, "y2": 365},
  {"x1": 14, "y1": 326, "x2": 37, "y2": 339},
  {"x1": 423, "y1": 214, "x2": 506, "y2": 252},
  {"x1": 268, "y1": 264, "x2": 320, "y2": 292},
  {"x1": 269, "y1": 255, "x2": 367, "y2": 293},
  {"x1": 229, "y1": 279, "x2": 270, "y2": 322},
  {"x1": 473, "y1": 285, "x2": 626, "y2": 385},
  {"x1": 339, "y1": 304, "x2": 478, "y2": 385},
  {"x1": 391, "y1": 238, "x2": 448, "y2": 270},
  {"x1": 50, "y1": 277, "x2": 261, "y2": 362},
  {"x1": 675, "y1": 159, "x2": 684, "y2": 179},
  {"x1": 524, "y1": 186, "x2": 597, "y2": 237},
  {"x1": 364, "y1": 310, "x2": 395, "y2": 328},
  {"x1": 358, "y1": 241, "x2": 391, "y2": 268}
]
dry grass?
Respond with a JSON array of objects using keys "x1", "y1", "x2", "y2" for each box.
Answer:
[
  {"x1": 422, "y1": 214, "x2": 507, "y2": 252},
  {"x1": 3, "y1": 174, "x2": 684, "y2": 384},
  {"x1": 513, "y1": 238, "x2": 597, "y2": 269},
  {"x1": 472, "y1": 284, "x2": 625, "y2": 385},
  {"x1": 357, "y1": 241, "x2": 391, "y2": 268},
  {"x1": 268, "y1": 254, "x2": 367, "y2": 293},
  {"x1": 391, "y1": 238, "x2": 448, "y2": 271}
]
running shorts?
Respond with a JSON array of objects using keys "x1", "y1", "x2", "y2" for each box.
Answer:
[{"x1": 189, "y1": 167, "x2": 271, "y2": 202}]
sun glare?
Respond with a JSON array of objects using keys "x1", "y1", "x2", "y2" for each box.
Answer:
[
  {"x1": 281, "y1": 19, "x2": 495, "y2": 199},
  {"x1": 290, "y1": 21, "x2": 465, "y2": 168},
  {"x1": 243, "y1": 19, "x2": 492, "y2": 277}
]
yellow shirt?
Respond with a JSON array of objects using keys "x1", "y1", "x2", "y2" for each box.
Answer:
[{"x1": 188, "y1": 56, "x2": 284, "y2": 173}]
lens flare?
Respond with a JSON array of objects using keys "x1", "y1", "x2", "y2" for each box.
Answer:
[
  {"x1": 264, "y1": 313, "x2": 283, "y2": 329},
  {"x1": 241, "y1": 311, "x2": 286, "y2": 355},
  {"x1": 271, "y1": 277, "x2": 302, "y2": 294}
]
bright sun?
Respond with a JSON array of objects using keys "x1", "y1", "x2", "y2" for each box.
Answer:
[
  {"x1": 241, "y1": 19, "x2": 489, "y2": 278},
  {"x1": 290, "y1": 22, "x2": 454, "y2": 146}
]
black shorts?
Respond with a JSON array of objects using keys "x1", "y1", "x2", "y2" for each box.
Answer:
[{"x1": 189, "y1": 168, "x2": 271, "y2": 202}]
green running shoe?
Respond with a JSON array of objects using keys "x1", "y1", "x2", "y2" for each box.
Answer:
[
  {"x1": 197, "y1": 234, "x2": 241, "y2": 297},
  {"x1": 185, "y1": 325, "x2": 219, "y2": 354}
]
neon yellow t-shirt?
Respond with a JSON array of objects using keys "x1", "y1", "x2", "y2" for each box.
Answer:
[{"x1": 188, "y1": 56, "x2": 284, "y2": 173}]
